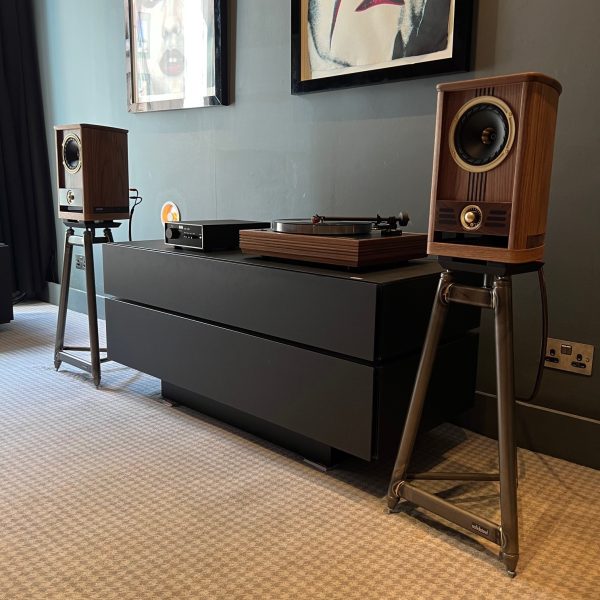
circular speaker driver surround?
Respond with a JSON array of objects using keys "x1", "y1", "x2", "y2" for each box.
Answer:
[
  {"x1": 62, "y1": 134, "x2": 82, "y2": 174},
  {"x1": 449, "y1": 96, "x2": 515, "y2": 173}
]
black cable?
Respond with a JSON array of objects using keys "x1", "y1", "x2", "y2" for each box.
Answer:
[
  {"x1": 516, "y1": 267, "x2": 548, "y2": 404},
  {"x1": 128, "y1": 188, "x2": 143, "y2": 242}
]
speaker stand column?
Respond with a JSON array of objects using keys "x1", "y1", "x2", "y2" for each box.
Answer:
[
  {"x1": 54, "y1": 221, "x2": 118, "y2": 388},
  {"x1": 386, "y1": 270, "x2": 452, "y2": 504},
  {"x1": 387, "y1": 265, "x2": 538, "y2": 577},
  {"x1": 54, "y1": 227, "x2": 75, "y2": 371},
  {"x1": 493, "y1": 275, "x2": 519, "y2": 573}
]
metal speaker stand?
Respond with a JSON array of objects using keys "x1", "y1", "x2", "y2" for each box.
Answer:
[
  {"x1": 54, "y1": 221, "x2": 120, "y2": 387},
  {"x1": 386, "y1": 258, "x2": 542, "y2": 577}
]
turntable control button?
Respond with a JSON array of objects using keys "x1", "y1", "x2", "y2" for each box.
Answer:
[{"x1": 166, "y1": 227, "x2": 180, "y2": 240}]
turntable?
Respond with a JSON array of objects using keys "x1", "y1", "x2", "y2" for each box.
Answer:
[{"x1": 239, "y1": 213, "x2": 427, "y2": 268}]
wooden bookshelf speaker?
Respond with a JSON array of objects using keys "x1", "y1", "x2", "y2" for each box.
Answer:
[
  {"x1": 428, "y1": 73, "x2": 561, "y2": 263},
  {"x1": 55, "y1": 124, "x2": 129, "y2": 221}
]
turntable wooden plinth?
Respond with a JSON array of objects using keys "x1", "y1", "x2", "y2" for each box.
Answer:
[{"x1": 239, "y1": 229, "x2": 428, "y2": 268}]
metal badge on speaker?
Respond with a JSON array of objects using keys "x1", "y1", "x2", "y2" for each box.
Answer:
[
  {"x1": 428, "y1": 72, "x2": 562, "y2": 263},
  {"x1": 55, "y1": 123, "x2": 130, "y2": 222}
]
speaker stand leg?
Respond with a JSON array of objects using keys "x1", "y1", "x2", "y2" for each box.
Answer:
[
  {"x1": 103, "y1": 228, "x2": 114, "y2": 244},
  {"x1": 493, "y1": 275, "x2": 519, "y2": 575},
  {"x1": 387, "y1": 270, "x2": 452, "y2": 509},
  {"x1": 82, "y1": 229, "x2": 101, "y2": 388},
  {"x1": 54, "y1": 227, "x2": 74, "y2": 370}
]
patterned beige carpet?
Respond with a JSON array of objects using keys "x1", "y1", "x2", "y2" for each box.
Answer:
[{"x1": 0, "y1": 302, "x2": 598, "y2": 599}]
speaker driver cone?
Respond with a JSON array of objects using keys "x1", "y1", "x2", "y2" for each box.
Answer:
[
  {"x1": 62, "y1": 134, "x2": 82, "y2": 174},
  {"x1": 449, "y1": 96, "x2": 515, "y2": 173}
]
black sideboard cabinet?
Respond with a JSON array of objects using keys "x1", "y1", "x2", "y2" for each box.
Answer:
[
  {"x1": 0, "y1": 244, "x2": 13, "y2": 324},
  {"x1": 103, "y1": 241, "x2": 480, "y2": 465}
]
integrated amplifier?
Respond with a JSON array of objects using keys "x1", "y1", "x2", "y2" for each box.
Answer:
[{"x1": 164, "y1": 220, "x2": 270, "y2": 251}]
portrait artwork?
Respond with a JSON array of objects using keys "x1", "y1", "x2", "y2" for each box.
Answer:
[
  {"x1": 292, "y1": 0, "x2": 472, "y2": 93},
  {"x1": 126, "y1": 0, "x2": 228, "y2": 112}
]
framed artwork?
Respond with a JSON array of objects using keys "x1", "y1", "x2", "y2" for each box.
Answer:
[
  {"x1": 125, "y1": 0, "x2": 229, "y2": 112},
  {"x1": 291, "y1": 0, "x2": 473, "y2": 94}
]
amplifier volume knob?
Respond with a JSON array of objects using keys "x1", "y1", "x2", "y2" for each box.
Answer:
[
  {"x1": 66, "y1": 190, "x2": 75, "y2": 204},
  {"x1": 460, "y1": 205, "x2": 483, "y2": 231},
  {"x1": 464, "y1": 211, "x2": 477, "y2": 224},
  {"x1": 166, "y1": 226, "x2": 180, "y2": 240}
]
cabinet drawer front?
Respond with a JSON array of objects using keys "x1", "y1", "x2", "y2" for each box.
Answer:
[
  {"x1": 106, "y1": 299, "x2": 374, "y2": 459},
  {"x1": 103, "y1": 244, "x2": 377, "y2": 361}
]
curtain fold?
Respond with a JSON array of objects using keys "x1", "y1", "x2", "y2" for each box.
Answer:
[{"x1": 0, "y1": 0, "x2": 57, "y2": 298}]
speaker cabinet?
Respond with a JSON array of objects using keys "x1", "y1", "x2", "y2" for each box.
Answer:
[
  {"x1": 428, "y1": 72, "x2": 561, "y2": 263},
  {"x1": 55, "y1": 124, "x2": 129, "y2": 221}
]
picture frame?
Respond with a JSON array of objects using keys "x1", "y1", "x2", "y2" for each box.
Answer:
[
  {"x1": 291, "y1": 0, "x2": 473, "y2": 95},
  {"x1": 125, "y1": 0, "x2": 229, "y2": 112}
]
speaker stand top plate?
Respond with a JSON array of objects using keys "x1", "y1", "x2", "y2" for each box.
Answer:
[{"x1": 438, "y1": 256, "x2": 543, "y2": 276}]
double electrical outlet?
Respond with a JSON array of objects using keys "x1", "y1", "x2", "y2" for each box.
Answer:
[{"x1": 545, "y1": 337, "x2": 594, "y2": 376}]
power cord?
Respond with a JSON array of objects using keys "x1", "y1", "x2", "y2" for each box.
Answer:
[
  {"x1": 516, "y1": 267, "x2": 548, "y2": 403},
  {"x1": 128, "y1": 188, "x2": 143, "y2": 242}
]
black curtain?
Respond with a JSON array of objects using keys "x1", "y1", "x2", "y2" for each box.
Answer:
[{"x1": 0, "y1": 0, "x2": 57, "y2": 298}]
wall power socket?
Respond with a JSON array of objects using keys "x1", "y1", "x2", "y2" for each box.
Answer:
[{"x1": 545, "y1": 338, "x2": 594, "y2": 376}]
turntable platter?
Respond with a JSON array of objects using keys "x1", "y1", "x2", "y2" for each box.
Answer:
[{"x1": 273, "y1": 219, "x2": 372, "y2": 236}]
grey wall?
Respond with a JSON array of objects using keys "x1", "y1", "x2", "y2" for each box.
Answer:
[{"x1": 33, "y1": 2, "x2": 599, "y2": 443}]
